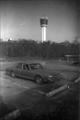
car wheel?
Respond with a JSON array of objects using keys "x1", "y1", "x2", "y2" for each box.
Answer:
[
  {"x1": 11, "y1": 72, "x2": 15, "y2": 78},
  {"x1": 35, "y1": 76, "x2": 43, "y2": 84}
]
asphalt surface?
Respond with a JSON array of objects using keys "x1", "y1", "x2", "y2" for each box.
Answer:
[
  {"x1": 0, "y1": 70, "x2": 80, "y2": 120},
  {"x1": 0, "y1": 59, "x2": 80, "y2": 120}
]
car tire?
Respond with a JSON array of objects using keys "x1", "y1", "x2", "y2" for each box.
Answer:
[
  {"x1": 11, "y1": 71, "x2": 15, "y2": 78},
  {"x1": 35, "y1": 75, "x2": 43, "y2": 84}
]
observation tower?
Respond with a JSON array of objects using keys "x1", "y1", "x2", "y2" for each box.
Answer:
[{"x1": 40, "y1": 17, "x2": 48, "y2": 42}]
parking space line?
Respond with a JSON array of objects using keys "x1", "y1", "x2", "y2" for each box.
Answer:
[
  {"x1": 0, "y1": 77, "x2": 30, "y2": 89},
  {"x1": 1, "y1": 109, "x2": 21, "y2": 120},
  {"x1": 10, "y1": 80, "x2": 30, "y2": 89}
]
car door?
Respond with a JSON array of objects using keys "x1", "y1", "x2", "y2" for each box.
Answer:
[
  {"x1": 21, "y1": 64, "x2": 33, "y2": 79},
  {"x1": 15, "y1": 63, "x2": 23, "y2": 77}
]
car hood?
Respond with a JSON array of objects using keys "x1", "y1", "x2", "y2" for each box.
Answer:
[{"x1": 33, "y1": 68, "x2": 58, "y2": 77}]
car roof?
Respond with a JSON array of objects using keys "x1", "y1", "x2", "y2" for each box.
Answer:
[{"x1": 18, "y1": 62, "x2": 41, "y2": 65}]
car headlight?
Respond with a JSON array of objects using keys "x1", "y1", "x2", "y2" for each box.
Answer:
[
  {"x1": 48, "y1": 75, "x2": 53, "y2": 78},
  {"x1": 48, "y1": 75, "x2": 53, "y2": 81}
]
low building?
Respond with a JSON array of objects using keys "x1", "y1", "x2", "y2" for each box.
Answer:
[{"x1": 65, "y1": 55, "x2": 80, "y2": 64}]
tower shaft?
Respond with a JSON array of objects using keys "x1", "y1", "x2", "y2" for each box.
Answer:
[{"x1": 42, "y1": 27, "x2": 46, "y2": 42}]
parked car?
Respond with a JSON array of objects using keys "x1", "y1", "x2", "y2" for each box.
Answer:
[{"x1": 6, "y1": 62, "x2": 65, "y2": 84}]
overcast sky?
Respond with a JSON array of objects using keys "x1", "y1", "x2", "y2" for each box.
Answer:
[{"x1": 0, "y1": 0, "x2": 79, "y2": 42}]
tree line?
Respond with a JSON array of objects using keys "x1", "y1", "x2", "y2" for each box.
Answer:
[{"x1": 0, "y1": 40, "x2": 80, "y2": 60}]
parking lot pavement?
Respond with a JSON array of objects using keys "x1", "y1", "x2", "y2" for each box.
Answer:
[
  {"x1": 0, "y1": 70, "x2": 80, "y2": 119},
  {"x1": 0, "y1": 61, "x2": 80, "y2": 119},
  {"x1": 1, "y1": 81, "x2": 79, "y2": 120},
  {"x1": 0, "y1": 70, "x2": 79, "y2": 101},
  {"x1": 0, "y1": 71, "x2": 39, "y2": 102}
]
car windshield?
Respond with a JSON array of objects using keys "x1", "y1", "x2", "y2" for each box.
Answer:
[{"x1": 30, "y1": 63, "x2": 43, "y2": 70}]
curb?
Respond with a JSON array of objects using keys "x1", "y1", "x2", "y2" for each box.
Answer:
[
  {"x1": 75, "y1": 77, "x2": 80, "y2": 83},
  {"x1": 46, "y1": 84, "x2": 68, "y2": 97},
  {"x1": 46, "y1": 76, "x2": 80, "y2": 97}
]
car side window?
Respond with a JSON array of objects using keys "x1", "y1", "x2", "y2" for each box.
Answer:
[
  {"x1": 26, "y1": 64, "x2": 29, "y2": 71},
  {"x1": 17, "y1": 63, "x2": 22, "y2": 69},
  {"x1": 23, "y1": 64, "x2": 29, "y2": 71}
]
